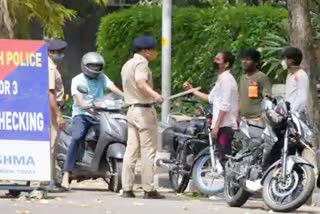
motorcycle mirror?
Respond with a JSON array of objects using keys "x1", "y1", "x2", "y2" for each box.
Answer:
[{"x1": 77, "y1": 85, "x2": 89, "y2": 94}]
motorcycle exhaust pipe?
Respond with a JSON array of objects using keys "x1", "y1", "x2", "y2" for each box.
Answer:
[{"x1": 156, "y1": 159, "x2": 177, "y2": 171}]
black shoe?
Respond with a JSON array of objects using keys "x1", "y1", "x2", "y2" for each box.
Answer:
[
  {"x1": 122, "y1": 191, "x2": 135, "y2": 198},
  {"x1": 143, "y1": 191, "x2": 165, "y2": 199}
]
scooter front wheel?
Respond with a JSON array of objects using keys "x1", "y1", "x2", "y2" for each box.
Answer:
[{"x1": 109, "y1": 158, "x2": 123, "y2": 193}]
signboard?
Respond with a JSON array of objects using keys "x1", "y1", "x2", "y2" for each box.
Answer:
[{"x1": 0, "y1": 39, "x2": 50, "y2": 181}]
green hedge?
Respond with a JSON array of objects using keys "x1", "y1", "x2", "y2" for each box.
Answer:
[{"x1": 96, "y1": 5, "x2": 287, "y2": 92}]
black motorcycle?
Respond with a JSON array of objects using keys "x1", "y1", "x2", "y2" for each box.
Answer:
[
  {"x1": 157, "y1": 99, "x2": 212, "y2": 193},
  {"x1": 224, "y1": 96, "x2": 316, "y2": 212}
]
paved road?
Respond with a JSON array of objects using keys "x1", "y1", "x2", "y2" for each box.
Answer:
[{"x1": 1, "y1": 181, "x2": 320, "y2": 214}]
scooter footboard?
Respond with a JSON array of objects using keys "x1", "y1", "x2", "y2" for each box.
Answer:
[{"x1": 107, "y1": 143, "x2": 126, "y2": 159}]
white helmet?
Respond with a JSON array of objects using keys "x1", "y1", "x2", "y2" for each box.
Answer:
[{"x1": 81, "y1": 52, "x2": 105, "y2": 79}]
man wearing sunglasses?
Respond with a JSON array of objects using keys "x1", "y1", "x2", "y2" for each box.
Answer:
[{"x1": 61, "y1": 52, "x2": 123, "y2": 190}]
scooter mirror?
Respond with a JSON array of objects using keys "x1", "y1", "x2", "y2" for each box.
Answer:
[{"x1": 77, "y1": 85, "x2": 89, "y2": 94}]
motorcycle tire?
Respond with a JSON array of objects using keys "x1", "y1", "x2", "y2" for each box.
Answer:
[
  {"x1": 192, "y1": 155, "x2": 224, "y2": 195},
  {"x1": 168, "y1": 150, "x2": 189, "y2": 193},
  {"x1": 224, "y1": 174, "x2": 251, "y2": 207},
  {"x1": 262, "y1": 164, "x2": 315, "y2": 212},
  {"x1": 109, "y1": 159, "x2": 123, "y2": 193}
]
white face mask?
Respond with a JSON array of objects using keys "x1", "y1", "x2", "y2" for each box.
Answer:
[
  {"x1": 281, "y1": 60, "x2": 288, "y2": 70},
  {"x1": 51, "y1": 53, "x2": 65, "y2": 63}
]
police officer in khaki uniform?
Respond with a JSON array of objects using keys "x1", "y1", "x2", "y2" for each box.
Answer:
[
  {"x1": 48, "y1": 39, "x2": 66, "y2": 148},
  {"x1": 121, "y1": 35, "x2": 165, "y2": 199},
  {"x1": 47, "y1": 39, "x2": 67, "y2": 190}
]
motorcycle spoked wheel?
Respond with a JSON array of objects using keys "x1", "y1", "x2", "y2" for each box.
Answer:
[
  {"x1": 168, "y1": 149, "x2": 189, "y2": 193},
  {"x1": 262, "y1": 164, "x2": 315, "y2": 212},
  {"x1": 224, "y1": 162, "x2": 251, "y2": 207},
  {"x1": 192, "y1": 155, "x2": 224, "y2": 195}
]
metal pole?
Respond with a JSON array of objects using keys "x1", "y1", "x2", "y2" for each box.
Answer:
[{"x1": 161, "y1": 0, "x2": 172, "y2": 124}]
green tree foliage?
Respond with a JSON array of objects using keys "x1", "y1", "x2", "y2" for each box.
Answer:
[
  {"x1": 97, "y1": 5, "x2": 287, "y2": 92},
  {"x1": 8, "y1": 0, "x2": 76, "y2": 38},
  {"x1": 8, "y1": 0, "x2": 110, "y2": 39}
]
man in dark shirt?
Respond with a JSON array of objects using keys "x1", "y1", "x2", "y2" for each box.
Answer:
[{"x1": 239, "y1": 48, "x2": 271, "y2": 119}]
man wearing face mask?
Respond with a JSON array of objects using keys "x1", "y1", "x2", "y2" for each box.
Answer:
[
  {"x1": 48, "y1": 39, "x2": 66, "y2": 146},
  {"x1": 239, "y1": 49, "x2": 271, "y2": 120},
  {"x1": 183, "y1": 51, "x2": 239, "y2": 164},
  {"x1": 47, "y1": 39, "x2": 67, "y2": 191},
  {"x1": 121, "y1": 35, "x2": 165, "y2": 199},
  {"x1": 281, "y1": 47, "x2": 309, "y2": 113}
]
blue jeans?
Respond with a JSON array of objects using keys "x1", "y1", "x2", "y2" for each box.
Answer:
[{"x1": 64, "y1": 115, "x2": 99, "y2": 172}]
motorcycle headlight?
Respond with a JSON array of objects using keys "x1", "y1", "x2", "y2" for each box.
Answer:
[{"x1": 300, "y1": 121, "x2": 314, "y2": 143}]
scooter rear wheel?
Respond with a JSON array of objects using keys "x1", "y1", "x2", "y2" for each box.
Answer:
[{"x1": 109, "y1": 159, "x2": 123, "y2": 193}]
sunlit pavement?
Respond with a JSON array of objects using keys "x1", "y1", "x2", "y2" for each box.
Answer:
[{"x1": 0, "y1": 179, "x2": 320, "y2": 214}]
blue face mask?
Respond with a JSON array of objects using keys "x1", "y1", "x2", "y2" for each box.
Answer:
[{"x1": 51, "y1": 53, "x2": 65, "y2": 63}]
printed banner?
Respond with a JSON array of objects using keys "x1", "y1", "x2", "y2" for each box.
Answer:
[{"x1": 0, "y1": 39, "x2": 50, "y2": 181}]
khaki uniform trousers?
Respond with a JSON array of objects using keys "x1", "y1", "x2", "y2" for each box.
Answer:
[
  {"x1": 50, "y1": 115, "x2": 58, "y2": 151},
  {"x1": 50, "y1": 113, "x2": 59, "y2": 184},
  {"x1": 122, "y1": 106, "x2": 157, "y2": 192}
]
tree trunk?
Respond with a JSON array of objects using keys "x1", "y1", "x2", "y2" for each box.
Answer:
[
  {"x1": 287, "y1": 0, "x2": 319, "y2": 141},
  {"x1": 0, "y1": 0, "x2": 14, "y2": 38},
  {"x1": 287, "y1": 2, "x2": 319, "y2": 203},
  {"x1": 287, "y1": 0, "x2": 314, "y2": 72}
]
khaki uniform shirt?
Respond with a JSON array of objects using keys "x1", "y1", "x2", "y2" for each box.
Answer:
[
  {"x1": 121, "y1": 54, "x2": 154, "y2": 105},
  {"x1": 48, "y1": 57, "x2": 64, "y2": 105}
]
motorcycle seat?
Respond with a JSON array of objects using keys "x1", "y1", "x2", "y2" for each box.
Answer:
[
  {"x1": 169, "y1": 116, "x2": 205, "y2": 136},
  {"x1": 170, "y1": 119, "x2": 190, "y2": 133}
]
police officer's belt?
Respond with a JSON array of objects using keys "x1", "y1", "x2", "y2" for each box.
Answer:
[{"x1": 130, "y1": 103, "x2": 153, "y2": 108}]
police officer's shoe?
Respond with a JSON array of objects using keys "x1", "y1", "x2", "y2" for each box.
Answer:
[
  {"x1": 143, "y1": 191, "x2": 165, "y2": 199},
  {"x1": 122, "y1": 191, "x2": 135, "y2": 198}
]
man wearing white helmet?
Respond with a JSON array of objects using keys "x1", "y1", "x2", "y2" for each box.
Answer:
[{"x1": 61, "y1": 52, "x2": 123, "y2": 189}]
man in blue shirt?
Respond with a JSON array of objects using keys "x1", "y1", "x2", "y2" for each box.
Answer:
[{"x1": 61, "y1": 52, "x2": 123, "y2": 189}]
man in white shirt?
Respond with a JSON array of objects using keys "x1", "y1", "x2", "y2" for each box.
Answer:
[
  {"x1": 183, "y1": 51, "x2": 239, "y2": 161},
  {"x1": 281, "y1": 47, "x2": 309, "y2": 113}
]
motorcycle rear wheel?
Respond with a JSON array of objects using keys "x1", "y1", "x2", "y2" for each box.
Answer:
[
  {"x1": 262, "y1": 164, "x2": 315, "y2": 212},
  {"x1": 168, "y1": 149, "x2": 189, "y2": 193}
]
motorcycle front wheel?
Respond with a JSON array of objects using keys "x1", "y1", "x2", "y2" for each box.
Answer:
[
  {"x1": 192, "y1": 155, "x2": 224, "y2": 195},
  {"x1": 262, "y1": 164, "x2": 315, "y2": 212},
  {"x1": 224, "y1": 161, "x2": 251, "y2": 207}
]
